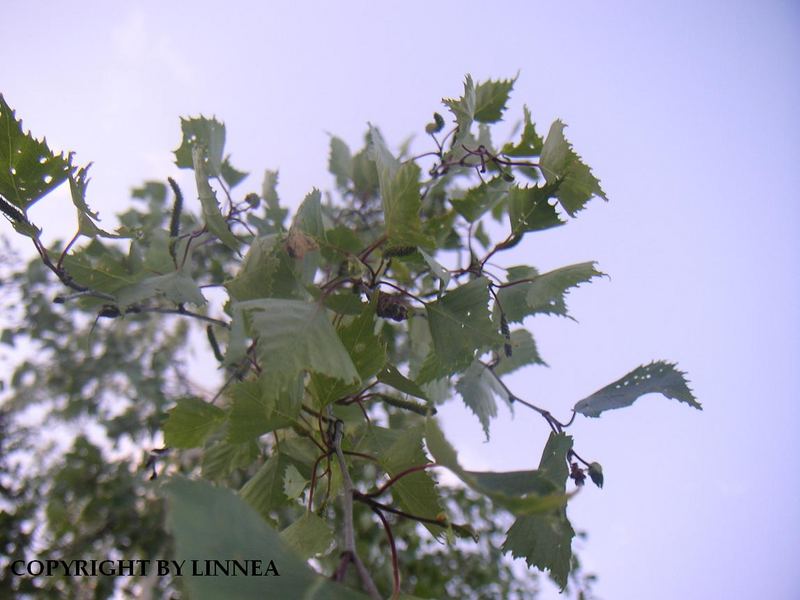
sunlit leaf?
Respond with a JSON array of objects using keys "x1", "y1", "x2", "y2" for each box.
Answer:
[{"x1": 280, "y1": 512, "x2": 334, "y2": 559}]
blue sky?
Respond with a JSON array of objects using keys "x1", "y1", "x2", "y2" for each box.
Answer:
[{"x1": 2, "y1": 1, "x2": 798, "y2": 598}]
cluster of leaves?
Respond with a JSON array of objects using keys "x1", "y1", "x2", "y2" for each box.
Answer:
[{"x1": 0, "y1": 75, "x2": 699, "y2": 599}]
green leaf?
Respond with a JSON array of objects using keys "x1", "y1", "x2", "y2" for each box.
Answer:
[
  {"x1": 369, "y1": 127, "x2": 432, "y2": 248},
  {"x1": 192, "y1": 144, "x2": 240, "y2": 251},
  {"x1": 455, "y1": 361, "x2": 510, "y2": 440},
  {"x1": 164, "y1": 478, "x2": 364, "y2": 600},
  {"x1": 239, "y1": 453, "x2": 294, "y2": 518},
  {"x1": 115, "y1": 270, "x2": 206, "y2": 307},
  {"x1": 328, "y1": 136, "x2": 353, "y2": 189},
  {"x1": 539, "y1": 120, "x2": 608, "y2": 216},
  {"x1": 60, "y1": 243, "x2": 141, "y2": 294},
  {"x1": 225, "y1": 234, "x2": 303, "y2": 302},
  {"x1": 473, "y1": 75, "x2": 517, "y2": 123},
  {"x1": 507, "y1": 183, "x2": 565, "y2": 235},
  {"x1": 501, "y1": 105, "x2": 544, "y2": 158},
  {"x1": 496, "y1": 262, "x2": 604, "y2": 322},
  {"x1": 226, "y1": 377, "x2": 303, "y2": 443},
  {"x1": 240, "y1": 299, "x2": 359, "y2": 384},
  {"x1": 163, "y1": 397, "x2": 225, "y2": 449},
  {"x1": 220, "y1": 156, "x2": 248, "y2": 188},
  {"x1": 573, "y1": 361, "x2": 700, "y2": 417},
  {"x1": 309, "y1": 303, "x2": 386, "y2": 405},
  {"x1": 201, "y1": 439, "x2": 260, "y2": 481},
  {"x1": 419, "y1": 249, "x2": 451, "y2": 293},
  {"x1": 424, "y1": 419, "x2": 566, "y2": 515},
  {"x1": 290, "y1": 188, "x2": 325, "y2": 242},
  {"x1": 174, "y1": 116, "x2": 226, "y2": 176},
  {"x1": 443, "y1": 75, "x2": 476, "y2": 139},
  {"x1": 502, "y1": 432, "x2": 575, "y2": 590},
  {"x1": 282, "y1": 465, "x2": 308, "y2": 501},
  {"x1": 280, "y1": 512, "x2": 334, "y2": 559},
  {"x1": 377, "y1": 364, "x2": 429, "y2": 401},
  {"x1": 423, "y1": 277, "x2": 501, "y2": 378},
  {"x1": 68, "y1": 166, "x2": 124, "y2": 239},
  {"x1": 494, "y1": 330, "x2": 546, "y2": 376},
  {"x1": 356, "y1": 425, "x2": 443, "y2": 537},
  {"x1": 451, "y1": 177, "x2": 511, "y2": 223},
  {"x1": 0, "y1": 94, "x2": 74, "y2": 211}
]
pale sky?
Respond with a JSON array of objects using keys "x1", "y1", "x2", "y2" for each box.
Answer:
[{"x1": 2, "y1": 2, "x2": 798, "y2": 598}]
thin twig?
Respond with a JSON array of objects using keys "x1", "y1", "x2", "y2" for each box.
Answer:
[{"x1": 332, "y1": 420, "x2": 382, "y2": 600}]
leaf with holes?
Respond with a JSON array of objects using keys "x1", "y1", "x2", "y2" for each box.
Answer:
[
  {"x1": 174, "y1": 116, "x2": 226, "y2": 176},
  {"x1": 0, "y1": 95, "x2": 74, "y2": 211},
  {"x1": 574, "y1": 361, "x2": 700, "y2": 417}
]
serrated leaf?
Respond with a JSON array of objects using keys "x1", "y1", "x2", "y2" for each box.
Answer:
[
  {"x1": 328, "y1": 136, "x2": 353, "y2": 189},
  {"x1": 174, "y1": 116, "x2": 226, "y2": 176},
  {"x1": 60, "y1": 244, "x2": 141, "y2": 294},
  {"x1": 494, "y1": 330, "x2": 546, "y2": 376},
  {"x1": 423, "y1": 277, "x2": 501, "y2": 378},
  {"x1": 443, "y1": 75, "x2": 476, "y2": 140},
  {"x1": 0, "y1": 94, "x2": 74, "y2": 211},
  {"x1": 289, "y1": 188, "x2": 325, "y2": 242},
  {"x1": 225, "y1": 234, "x2": 303, "y2": 302},
  {"x1": 496, "y1": 262, "x2": 604, "y2": 322},
  {"x1": 220, "y1": 156, "x2": 248, "y2": 188},
  {"x1": 502, "y1": 105, "x2": 544, "y2": 158},
  {"x1": 192, "y1": 144, "x2": 240, "y2": 251},
  {"x1": 280, "y1": 512, "x2": 334, "y2": 559},
  {"x1": 451, "y1": 177, "x2": 511, "y2": 223},
  {"x1": 502, "y1": 432, "x2": 575, "y2": 590},
  {"x1": 164, "y1": 478, "x2": 364, "y2": 600},
  {"x1": 424, "y1": 419, "x2": 567, "y2": 515},
  {"x1": 309, "y1": 304, "x2": 386, "y2": 405},
  {"x1": 226, "y1": 377, "x2": 303, "y2": 442},
  {"x1": 455, "y1": 361, "x2": 511, "y2": 440},
  {"x1": 573, "y1": 361, "x2": 700, "y2": 417},
  {"x1": 369, "y1": 127, "x2": 432, "y2": 248},
  {"x1": 68, "y1": 165, "x2": 124, "y2": 239},
  {"x1": 507, "y1": 183, "x2": 565, "y2": 235},
  {"x1": 201, "y1": 439, "x2": 260, "y2": 480},
  {"x1": 540, "y1": 120, "x2": 608, "y2": 216},
  {"x1": 164, "y1": 397, "x2": 225, "y2": 449},
  {"x1": 239, "y1": 453, "x2": 293, "y2": 518},
  {"x1": 356, "y1": 424, "x2": 443, "y2": 537},
  {"x1": 240, "y1": 299, "x2": 359, "y2": 384},
  {"x1": 473, "y1": 76, "x2": 516, "y2": 123}
]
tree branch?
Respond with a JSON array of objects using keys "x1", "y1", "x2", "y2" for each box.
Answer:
[{"x1": 332, "y1": 419, "x2": 382, "y2": 600}]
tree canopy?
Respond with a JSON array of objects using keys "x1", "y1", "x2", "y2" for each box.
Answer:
[{"x1": 0, "y1": 75, "x2": 699, "y2": 599}]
